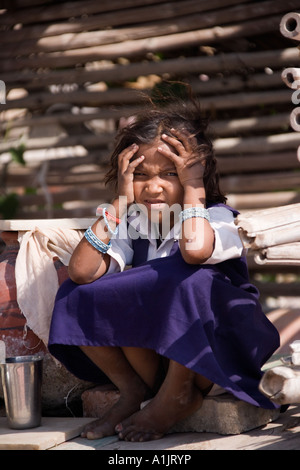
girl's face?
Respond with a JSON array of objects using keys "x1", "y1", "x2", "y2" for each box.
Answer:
[{"x1": 133, "y1": 138, "x2": 184, "y2": 229}]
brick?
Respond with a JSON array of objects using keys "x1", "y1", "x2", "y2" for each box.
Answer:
[
  {"x1": 81, "y1": 384, "x2": 120, "y2": 418},
  {"x1": 81, "y1": 385, "x2": 280, "y2": 435},
  {"x1": 169, "y1": 394, "x2": 280, "y2": 435}
]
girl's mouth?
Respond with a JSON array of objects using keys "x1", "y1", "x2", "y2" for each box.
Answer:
[{"x1": 144, "y1": 199, "x2": 166, "y2": 209}]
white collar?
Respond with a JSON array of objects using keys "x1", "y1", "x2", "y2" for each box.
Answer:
[{"x1": 127, "y1": 204, "x2": 181, "y2": 244}]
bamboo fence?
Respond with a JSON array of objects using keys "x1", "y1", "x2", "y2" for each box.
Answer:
[{"x1": 0, "y1": 0, "x2": 300, "y2": 284}]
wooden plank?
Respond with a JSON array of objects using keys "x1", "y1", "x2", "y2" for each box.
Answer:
[
  {"x1": 0, "y1": 16, "x2": 290, "y2": 72},
  {"x1": 0, "y1": 0, "x2": 295, "y2": 56},
  {"x1": 0, "y1": 0, "x2": 171, "y2": 25},
  {"x1": 63, "y1": 405, "x2": 300, "y2": 450},
  {"x1": 0, "y1": 88, "x2": 292, "y2": 113},
  {"x1": 217, "y1": 152, "x2": 298, "y2": 174},
  {"x1": 227, "y1": 191, "x2": 300, "y2": 210},
  {"x1": 221, "y1": 171, "x2": 300, "y2": 194},
  {"x1": 236, "y1": 203, "x2": 300, "y2": 233},
  {"x1": 1, "y1": 46, "x2": 298, "y2": 86},
  {"x1": 0, "y1": 0, "x2": 252, "y2": 45},
  {"x1": 0, "y1": 417, "x2": 96, "y2": 450}
]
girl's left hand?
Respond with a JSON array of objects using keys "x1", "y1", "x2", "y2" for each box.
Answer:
[{"x1": 158, "y1": 128, "x2": 205, "y2": 187}]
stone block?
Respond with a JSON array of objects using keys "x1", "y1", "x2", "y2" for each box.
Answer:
[
  {"x1": 169, "y1": 394, "x2": 280, "y2": 435},
  {"x1": 81, "y1": 385, "x2": 280, "y2": 435},
  {"x1": 81, "y1": 384, "x2": 120, "y2": 418}
]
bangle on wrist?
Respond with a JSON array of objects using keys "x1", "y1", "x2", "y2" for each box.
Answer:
[
  {"x1": 84, "y1": 226, "x2": 112, "y2": 253},
  {"x1": 179, "y1": 207, "x2": 210, "y2": 223},
  {"x1": 96, "y1": 206, "x2": 120, "y2": 236},
  {"x1": 96, "y1": 206, "x2": 121, "y2": 224}
]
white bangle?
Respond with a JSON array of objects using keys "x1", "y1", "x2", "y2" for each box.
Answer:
[
  {"x1": 102, "y1": 207, "x2": 119, "y2": 236},
  {"x1": 179, "y1": 207, "x2": 210, "y2": 223}
]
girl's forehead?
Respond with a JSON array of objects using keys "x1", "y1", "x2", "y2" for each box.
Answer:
[
  {"x1": 137, "y1": 141, "x2": 175, "y2": 168},
  {"x1": 138, "y1": 158, "x2": 176, "y2": 174},
  {"x1": 138, "y1": 138, "x2": 171, "y2": 154}
]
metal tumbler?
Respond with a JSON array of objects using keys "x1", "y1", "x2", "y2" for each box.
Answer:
[{"x1": 0, "y1": 354, "x2": 43, "y2": 429}]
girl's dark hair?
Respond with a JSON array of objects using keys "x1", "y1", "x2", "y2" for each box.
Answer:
[{"x1": 105, "y1": 87, "x2": 226, "y2": 204}]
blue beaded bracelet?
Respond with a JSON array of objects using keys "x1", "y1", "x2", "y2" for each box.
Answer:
[
  {"x1": 179, "y1": 207, "x2": 210, "y2": 223},
  {"x1": 84, "y1": 226, "x2": 111, "y2": 253}
]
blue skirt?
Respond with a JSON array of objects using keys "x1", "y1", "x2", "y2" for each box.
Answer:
[{"x1": 48, "y1": 239, "x2": 280, "y2": 410}]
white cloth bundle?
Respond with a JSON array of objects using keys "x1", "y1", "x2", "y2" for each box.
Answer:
[{"x1": 15, "y1": 227, "x2": 83, "y2": 346}]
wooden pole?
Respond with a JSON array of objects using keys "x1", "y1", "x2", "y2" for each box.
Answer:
[{"x1": 0, "y1": 15, "x2": 287, "y2": 72}]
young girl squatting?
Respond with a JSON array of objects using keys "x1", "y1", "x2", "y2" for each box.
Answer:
[{"x1": 48, "y1": 101, "x2": 280, "y2": 442}]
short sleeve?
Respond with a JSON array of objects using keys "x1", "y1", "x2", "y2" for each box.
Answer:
[
  {"x1": 204, "y1": 206, "x2": 246, "y2": 264},
  {"x1": 105, "y1": 218, "x2": 134, "y2": 274}
]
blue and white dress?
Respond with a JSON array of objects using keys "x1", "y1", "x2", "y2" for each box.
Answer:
[{"x1": 48, "y1": 203, "x2": 280, "y2": 409}]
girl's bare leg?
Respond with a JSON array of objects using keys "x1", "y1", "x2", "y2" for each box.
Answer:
[
  {"x1": 116, "y1": 360, "x2": 212, "y2": 442},
  {"x1": 80, "y1": 346, "x2": 161, "y2": 439},
  {"x1": 80, "y1": 346, "x2": 148, "y2": 439},
  {"x1": 122, "y1": 347, "x2": 164, "y2": 392}
]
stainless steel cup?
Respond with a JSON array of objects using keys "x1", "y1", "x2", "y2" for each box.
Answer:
[{"x1": 0, "y1": 355, "x2": 43, "y2": 429}]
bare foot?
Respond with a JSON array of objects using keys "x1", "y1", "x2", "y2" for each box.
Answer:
[
  {"x1": 115, "y1": 382, "x2": 203, "y2": 442},
  {"x1": 81, "y1": 386, "x2": 148, "y2": 440}
]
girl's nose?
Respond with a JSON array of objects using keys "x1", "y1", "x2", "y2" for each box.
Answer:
[{"x1": 146, "y1": 177, "x2": 163, "y2": 194}]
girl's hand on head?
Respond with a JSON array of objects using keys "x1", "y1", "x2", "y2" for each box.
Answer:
[
  {"x1": 117, "y1": 143, "x2": 144, "y2": 204},
  {"x1": 159, "y1": 129, "x2": 205, "y2": 187}
]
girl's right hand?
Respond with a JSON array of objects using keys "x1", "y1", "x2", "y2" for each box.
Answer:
[{"x1": 117, "y1": 143, "x2": 144, "y2": 205}]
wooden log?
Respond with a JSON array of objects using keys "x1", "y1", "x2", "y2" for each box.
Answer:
[
  {"x1": 214, "y1": 131, "x2": 300, "y2": 154},
  {"x1": 0, "y1": 0, "x2": 172, "y2": 25},
  {"x1": 1, "y1": 87, "x2": 292, "y2": 114},
  {"x1": 190, "y1": 71, "x2": 284, "y2": 97},
  {"x1": 0, "y1": 133, "x2": 115, "y2": 153},
  {"x1": 227, "y1": 191, "x2": 300, "y2": 210},
  {"x1": 213, "y1": 108, "x2": 289, "y2": 138},
  {"x1": 0, "y1": 106, "x2": 140, "y2": 131},
  {"x1": 235, "y1": 202, "x2": 300, "y2": 233},
  {"x1": 280, "y1": 11, "x2": 300, "y2": 41},
  {"x1": 239, "y1": 223, "x2": 300, "y2": 249},
  {"x1": 236, "y1": 202, "x2": 300, "y2": 258},
  {"x1": 217, "y1": 151, "x2": 298, "y2": 174},
  {"x1": 0, "y1": 15, "x2": 286, "y2": 72},
  {"x1": 18, "y1": 186, "x2": 112, "y2": 208},
  {"x1": 1, "y1": 46, "x2": 298, "y2": 88},
  {"x1": 3, "y1": 165, "x2": 299, "y2": 196},
  {"x1": 15, "y1": 205, "x2": 101, "y2": 220},
  {"x1": 1, "y1": 128, "x2": 298, "y2": 156},
  {"x1": 254, "y1": 242, "x2": 300, "y2": 261},
  {"x1": 221, "y1": 171, "x2": 300, "y2": 194},
  {"x1": 0, "y1": 109, "x2": 291, "y2": 140},
  {"x1": 0, "y1": 0, "x2": 295, "y2": 56},
  {"x1": 0, "y1": 0, "x2": 252, "y2": 45},
  {"x1": 247, "y1": 253, "x2": 300, "y2": 272}
]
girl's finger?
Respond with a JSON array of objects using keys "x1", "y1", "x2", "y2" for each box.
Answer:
[
  {"x1": 161, "y1": 133, "x2": 184, "y2": 153},
  {"x1": 157, "y1": 144, "x2": 179, "y2": 163},
  {"x1": 128, "y1": 155, "x2": 145, "y2": 170},
  {"x1": 170, "y1": 128, "x2": 197, "y2": 153},
  {"x1": 118, "y1": 143, "x2": 139, "y2": 164}
]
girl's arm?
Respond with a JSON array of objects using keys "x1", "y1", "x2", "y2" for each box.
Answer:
[
  {"x1": 159, "y1": 130, "x2": 215, "y2": 264},
  {"x1": 69, "y1": 143, "x2": 143, "y2": 284},
  {"x1": 179, "y1": 182, "x2": 215, "y2": 264},
  {"x1": 68, "y1": 198, "x2": 124, "y2": 284}
]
